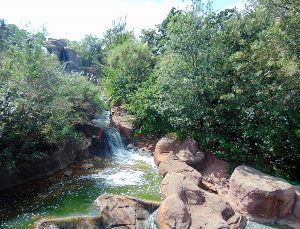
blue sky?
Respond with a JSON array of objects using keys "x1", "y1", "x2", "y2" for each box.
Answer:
[{"x1": 0, "y1": 0, "x2": 244, "y2": 40}]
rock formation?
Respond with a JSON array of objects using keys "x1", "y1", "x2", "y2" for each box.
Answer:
[
  {"x1": 44, "y1": 38, "x2": 80, "y2": 72},
  {"x1": 95, "y1": 194, "x2": 160, "y2": 229},
  {"x1": 157, "y1": 172, "x2": 244, "y2": 229},
  {"x1": 229, "y1": 166, "x2": 298, "y2": 223},
  {"x1": 111, "y1": 106, "x2": 134, "y2": 142}
]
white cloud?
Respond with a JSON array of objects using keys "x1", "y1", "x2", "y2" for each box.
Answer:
[{"x1": 0, "y1": 0, "x2": 189, "y2": 40}]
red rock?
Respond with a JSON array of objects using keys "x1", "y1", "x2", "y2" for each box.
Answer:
[
  {"x1": 202, "y1": 152, "x2": 228, "y2": 179},
  {"x1": 111, "y1": 106, "x2": 134, "y2": 141},
  {"x1": 293, "y1": 187, "x2": 300, "y2": 221},
  {"x1": 156, "y1": 195, "x2": 191, "y2": 229},
  {"x1": 158, "y1": 157, "x2": 202, "y2": 186},
  {"x1": 157, "y1": 172, "x2": 236, "y2": 229},
  {"x1": 229, "y1": 165, "x2": 295, "y2": 219},
  {"x1": 160, "y1": 172, "x2": 204, "y2": 205},
  {"x1": 154, "y1": 137, "x2": 199, "y2": 165},
  {"x1": 95, "y1": 194, "x2": 160, "y2": 229}
]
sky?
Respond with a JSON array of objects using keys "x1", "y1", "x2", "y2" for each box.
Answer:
[{"x1": 0, "y1": 0, "x2": 245, "y2": 41}]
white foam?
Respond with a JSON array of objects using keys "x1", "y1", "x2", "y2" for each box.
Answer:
[
  {"x1": 80, "y1": 168, "x2": 145, "y2": 186},
  {"x1": 130, "y1": 154, "x2": 155, "y2": 167}
]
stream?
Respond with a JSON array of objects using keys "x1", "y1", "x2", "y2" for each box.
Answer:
[
  {"x1": 0, "y1": 111, "x2": 293, "y2": 229},
  {"x1": 0, "y1": 111, "x2": 162, "y2": 229}
]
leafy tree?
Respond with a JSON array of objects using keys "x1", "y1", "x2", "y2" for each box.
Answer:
[
  {"x1": 0, "y1": 22, "x2": 104, "y2": 171},
  {"x1": 70, "y1": 35, "x2": 104, "y2": 75},
  {"x1": 104, "y1": 39, "x2": 154, "y2": 104},
  {"x1": 125, "y1": 0, "x2": 300, "y2": 181}
]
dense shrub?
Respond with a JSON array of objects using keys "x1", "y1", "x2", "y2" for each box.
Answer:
[
  {"x1": 125, "y1": 1, "x2": 300, "y2": 180},
  {"x1": 0, "y1": 22, "x2": 104, "y2": 170},
  {"x1": 103, "y1": 39, "x2": 154, "y2": 104}
]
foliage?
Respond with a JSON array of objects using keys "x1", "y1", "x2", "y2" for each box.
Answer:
[
  {"x1": 69, "y1": 35, "x2": 104, "y2": 75},
  {"x1": 123, "y1": 1, "x2": 300, "y2": 180},
  {"x1": 103, "y1": 39, "x2": 154, "y2": 104},
  {"x1": 0, "y1": 22, "x2": 104, "y2": 170}
]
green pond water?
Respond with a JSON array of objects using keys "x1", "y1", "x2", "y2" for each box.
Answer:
[{"x1": 0, "y1": 113, "x2": 163, "y2": 229}]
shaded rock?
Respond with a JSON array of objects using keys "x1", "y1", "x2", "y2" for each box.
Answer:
[
  {"x1": 33, "y1": 216, "x2": 103, "y2": 229},
  {"x1": 75, "y1": 123, "x2": 104, "y2": 140},
  {"x1": 95, "y1": 194, "x2": 160, "y2": 229},
  {"x1": 0, "y1": 139, "x2": 91, "y2": 191},
  {"x1": 154, "y1": 137, "x2": 199, "y2": 165},
  {"x1": 134, "y1": 134, "x2": 159, "y2": 152},
  {"x1": 158, "y1": 156, "x2": 202, "y2": 186},
  {"x1": 229, "y1": 165, "x2": 295, "y2": 219},
  {"x1": 65, "y1": 47, "x2": 80, "y2": 67},
  {"x1": 177, "y1": 150, "x2": 205, "y2": 169},
  {"x1": 202, "y1": 151, "x2": 228, "y2": 179}
]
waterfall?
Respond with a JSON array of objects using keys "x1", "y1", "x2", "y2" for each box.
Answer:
[{"x1": 146, "y1": 209, "x2": 158, "y2": 229}]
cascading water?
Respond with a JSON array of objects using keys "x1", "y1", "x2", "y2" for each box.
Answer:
[{"x1": 0, "y1": 110, "x2": 162, "y2": 229}]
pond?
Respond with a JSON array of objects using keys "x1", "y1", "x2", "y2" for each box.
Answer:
[{"x1": 0, "y1": 111, "x2": 162, "y2": 229}]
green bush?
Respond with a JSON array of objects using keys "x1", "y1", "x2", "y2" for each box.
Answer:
[
  {"x1": 103, "y1": 39, "x2": 154, "y2": 104},
  {"x1": 124, "y1": 1, "x2": 300, "y2": 181},
  {"x1": 0, "y1": 23, "x2": 104, "y2": 171}
]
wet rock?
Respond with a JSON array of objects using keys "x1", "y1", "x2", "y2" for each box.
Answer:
[
  {"x1": 111, "y1": 106, "x2": 134, "y2": 142},
  {"x1": 75, "y1": 123, "x2": 104, "y2": 140},
  {"x1": 127, "y1": 144, "x2": 135, "y2": 149},
  {"x1": 33, "y1": 216, "x2": 103, "y2": 229},
  {"x1": 95, "y1": 194, "x2": 160, "y2": 229},
  {"x1": 229, "y1": 165, "x2": 295, "y2": 219},
  {"x1": 158, "y1": 156, "x2": 202, "y2": 186}
]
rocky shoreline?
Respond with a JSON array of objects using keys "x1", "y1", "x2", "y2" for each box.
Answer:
[
  {"x1": 111, "y1": 106, "x2": 300, "y2": 228},
  {"x1": 0, "y1": 122, "x2": 104, "y2": 192},
  {"x1": 33, "y1": 106, "x2": 300, "y2": 229}
]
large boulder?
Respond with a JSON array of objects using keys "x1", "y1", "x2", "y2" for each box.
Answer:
[
  {"x1": 156, "y1": 195, "x2": 191, "y2": 229},
  {"x1": 44, "y1": 38, "x2": 67, "y2": 55},
  {"x1": 0, "y1": 139, "x2": 91, "y2": 191},
  {"x1": 75, "y1": 123, "x2": 104, "y2": 140},
  {"x1": 202, "y1": 151, "x2": 228, "y2": 179},
  {"x1": 160, "y1": 173, "x2": 204, "y2": 204},
  {"x1": 44, "y1": 38, "x2": 80, "y2": 72},
  {"x1": 157, "y1": 172, "x2": 242, "y2": 229},
  {"x1": 158, "y1": 156, "x2": 202, "y2": 187},
  {"x1": 95, "y1": 194, "x2": 160, "y2": 229},
  {"x1": 154, "y1": 137, "x2": 200, "y2": 166},
  {"x1": 293, "y1": 187, "x2": 300, "y2": 221},
  {"x1": 229, "y1": 165, "x2": 295, "y2": 219}
]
